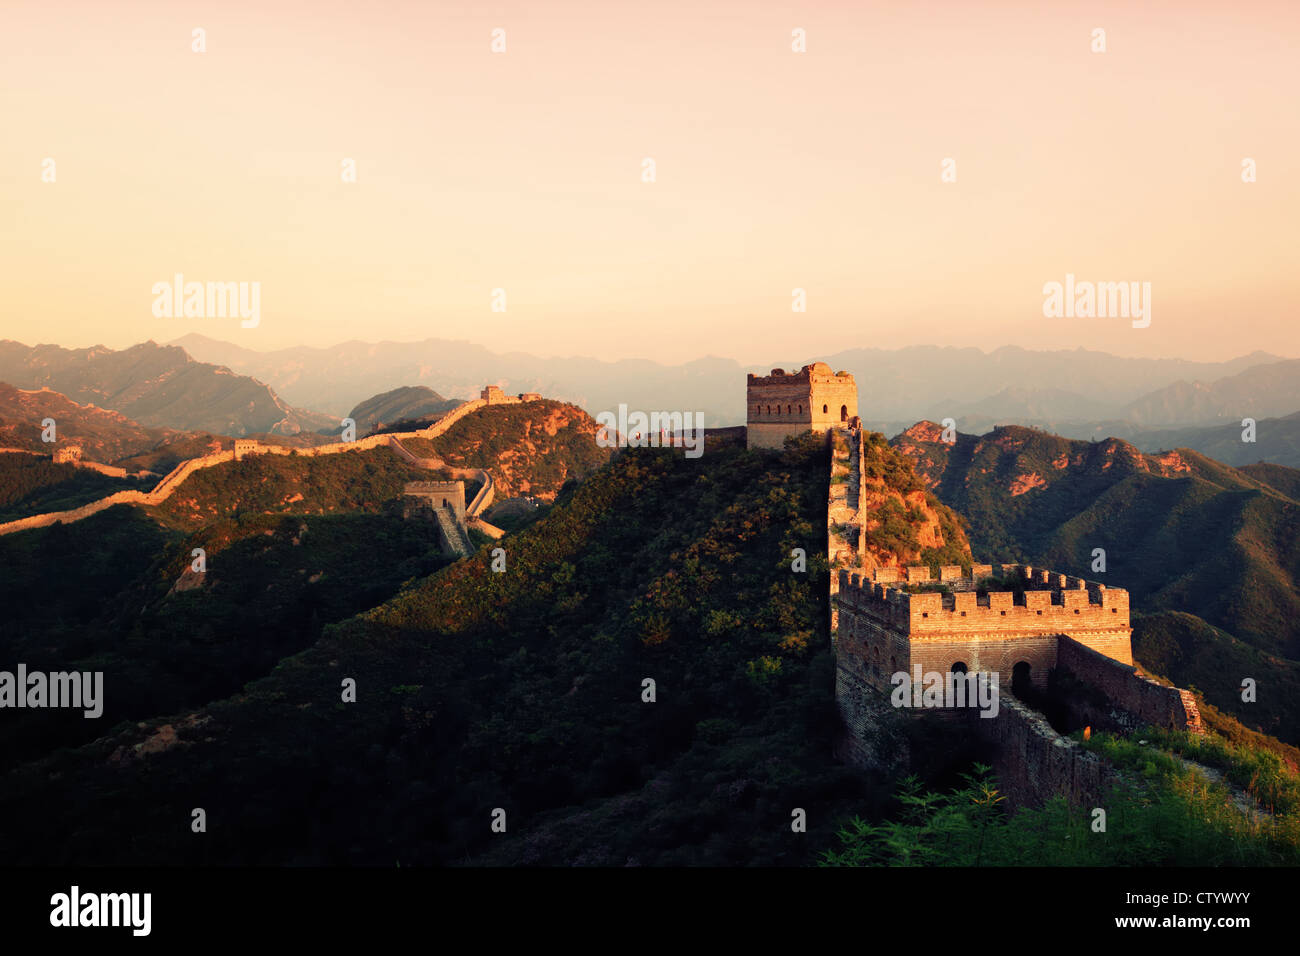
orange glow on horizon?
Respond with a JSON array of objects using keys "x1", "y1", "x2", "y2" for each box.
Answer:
[{"x1": 2, "y1": 0, "x2": 1297, "y2": 364}]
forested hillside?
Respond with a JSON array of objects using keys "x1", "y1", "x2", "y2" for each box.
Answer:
[
  {"x1": 423, "y1": 399, "x2": 611, "y2": 499},
  {"x1": 1, "y1": 429, "x2": 1296, "y2": 866},
  {"x1": 0, "y1": 455, "x2": 151, "y2": 522}
]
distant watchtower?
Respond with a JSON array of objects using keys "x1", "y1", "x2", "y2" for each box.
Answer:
[
  {"x1": 402, "y1": 481, "x2": 466, "y2": 523},
  {"x1": 746, "y1": 363, "x2": 858, "y2": 449},
  {"x1": 233, "y1": 439, "x2": 261, "y2": 461},
  {"x1": 402, "y1": 480, "x2": 471, "y2": 558}
]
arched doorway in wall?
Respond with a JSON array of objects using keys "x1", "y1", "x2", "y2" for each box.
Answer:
[
  {"x1": 948, "y1": 661, "x2": 971, "y2": 706},
  {"x1": 841, "y1": 404, "x2": 848, "y2": 422},
  {"x1": 1012, "y1": 660, "x2": 1032, "y2": 697}
]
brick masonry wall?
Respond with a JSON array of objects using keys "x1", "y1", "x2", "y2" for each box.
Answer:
[
  {"x1": 908, "y1": 635, "x2": 1060, "y2": 691},
  {"x1": 746, "y1": 364, "x2": 858, "y2": 448},
  {"x1": 834, "y1": 663, "x2": 910, "y2": 774},
  {"x1": 806, "y1": 378, "x2": 858, "y2": 430},
  {"x1": 968, "y1": 693, "x2": 1118, "y2": 808},
  {"x1": 78, "y1": 461, "x2": 128, "y2": 478},
  {"x1": 835, "y1": 655, "x2": 1120, "y2": 808},
  {"x1": 1056, "y1": 636, "x2": 1203, "y2": 734},
  {"x1": 836, "y1": 605, "x2": 915, "y2": 693},
  {"x1": 833, "y1": 559, "x2": 1154, "y2": 806},
  {"x1": 746, "y1": 378, "x2": 815, "y2": 426}
]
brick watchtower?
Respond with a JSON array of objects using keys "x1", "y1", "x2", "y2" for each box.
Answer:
[
  {"x1": 835, "y1": 563, "x2": 1133, "y2": 700},
  {"x1": 746, "y1": 362, "x2": 858, "y2": 449}
]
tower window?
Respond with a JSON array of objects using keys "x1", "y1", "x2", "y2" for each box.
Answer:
[{"x1": 822, "y1": 404, "x2": 828, "y2": 414}]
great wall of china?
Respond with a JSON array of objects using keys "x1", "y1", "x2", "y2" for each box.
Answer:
[
  {"x1": 5, "y1": 366, "x2": 1213, "y2": 811},
  {"x1": 826, "y1": 417, "x2": 1203, "y2": 808},
  {"x1": 0, "y1": 388, "x2": 535, "y2": 539},
  {"x1": 741, "y1": 364, "x2": 1206, "y2": 809}
]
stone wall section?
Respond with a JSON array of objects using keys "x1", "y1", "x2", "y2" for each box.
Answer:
[
  {"x1": 0, "y1": 393, "x2": 515, "y2": 536},
  {"x1": 969, "y1": 694, "x2": 1119, "y2": 808},
  {"x1": 1056, "y1": 636, "x2": 1203, "y2": 734},
  {"x1": 832, "y1": 552, "x2": 1202, "y2": 807}
]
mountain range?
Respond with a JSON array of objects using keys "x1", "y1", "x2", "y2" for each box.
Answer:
[
  {"x1": 0, "y1": 383, "x2": 178, "y2": 462},
  {"x1": 6, "y1": 336, "x2": 1296, "y2": 470},
  {"x1": 171, "y1": 333, "x2": 1290, "y2": 431},
  {"x1": 0, "y1": 340, "x2": 336, "y2": 437},
  {"x1": 891, "y1": 422, "x2": 1300, "y2": 651}
]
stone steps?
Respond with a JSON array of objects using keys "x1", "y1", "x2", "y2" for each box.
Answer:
[{"x1": 433, "y1": 506, "x2": 473, "y2": 557}]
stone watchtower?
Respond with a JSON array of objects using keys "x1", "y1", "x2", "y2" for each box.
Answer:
[
  {"x1": 402, "y1": 481, "x2": 466, "y2": 523},
  {"x1": 402, "y1": 480, "x2": 472, "y2": 558},
  {"x1": 835, "y1": 564, "x2": 1134, "y2": 700},
  {"x1": 746, "y1": 363, "x2": 858, "y2": 450},
  {"x1": 233, "y1": 439, "x2": 261, "y2": 461}
]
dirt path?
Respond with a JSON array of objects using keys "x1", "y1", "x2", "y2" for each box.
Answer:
[{"x1": 1171, "y1": 753, "x2": 1271, "y2": 823}]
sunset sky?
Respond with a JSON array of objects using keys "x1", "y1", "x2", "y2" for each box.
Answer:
[{"x1": 2, "y1": 0, "x2": 1297, "y2": 364}]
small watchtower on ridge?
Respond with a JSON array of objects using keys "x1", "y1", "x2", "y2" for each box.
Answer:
[
  {"x1": 746, "y1": 363, "x2": 858, "y2": 449},
  {"x1": 233, "y1": 439, "x2": 261, "y2": 461},
  {"x1": 402, "y1": 481, "x2": 466, "y2": 523},
  {"x1": 402, "y1": 480, "x2": 472, "y2": 558}
]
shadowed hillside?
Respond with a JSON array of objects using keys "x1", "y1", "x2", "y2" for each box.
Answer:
[
  {"x1": 1133, "y1": 611, "x2": 1300, "y2": 745},
  {"x1": 2, "y1": 429, "x2": 1297, "y2": 867},
  {"x1": 0, "y1": 455, "x2": 152, "y2": 522},
  {"x1": 0, "y1": 434, "x2": 870, "y2": 864},
  {"x1": 0, "y1": 407, "x2": 624, "y2": 777},
  {"x1": 0, "y1": 506, "x2": 457, "y2": 773},
  {"x1": 1130, "y1": 412, "x2": 1300, "y2": 469},
  {"x1": 0, "y1": 433, "x2": 970, "y2": 865},
  {"x1": 1241, "y1": 461, "x2": 1300, "y2": 499},
  {"x1": 347, "y1": 386, "x2": 461, "y2": 435}
]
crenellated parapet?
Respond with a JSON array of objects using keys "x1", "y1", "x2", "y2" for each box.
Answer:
[
  {"x1": 746, "y1": 363, "x2": 855, "y2": 389},
  {"x1": 836, "y1": 563, "x2": 1130, "y2": 638}
]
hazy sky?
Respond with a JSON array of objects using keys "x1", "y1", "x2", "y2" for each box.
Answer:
[{"x1": 2, "y1": 0, "x2": 1297, "y2": 364}]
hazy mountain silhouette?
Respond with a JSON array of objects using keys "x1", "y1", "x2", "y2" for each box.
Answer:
[
  {"x1": 0, "y1": 340, "x2": 337, "y2": 436},
  {"x1": 171, "y1": 333, "x2": 1286, "y2": 428}
]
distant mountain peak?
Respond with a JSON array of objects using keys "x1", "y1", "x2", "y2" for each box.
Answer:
[{"x1": 0, "y1": 341, "x2": 336, "y2": 437}]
